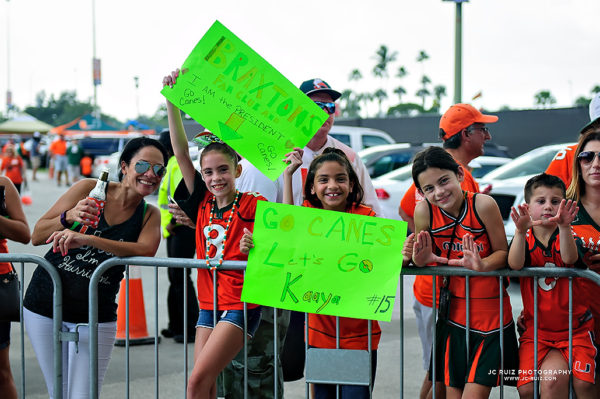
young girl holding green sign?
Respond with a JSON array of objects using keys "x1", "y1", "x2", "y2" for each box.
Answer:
[
  {"x1": 411, "y1": 146, "x2": 518, "y2": 399},
  {"x1": 279, "y1": 147, "x2": 381, "y2": 399},
  {"x1": 163, "y1": 69, "x2": 266, "y2": 399}
]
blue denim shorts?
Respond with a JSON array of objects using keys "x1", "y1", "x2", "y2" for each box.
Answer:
[{"x1": 197, "y1": 307, "x2": 262, "y2": 338}]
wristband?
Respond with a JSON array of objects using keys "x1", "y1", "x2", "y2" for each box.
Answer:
[{"x1": 60, "y1": 211, "x2": 73, "y2": 229}]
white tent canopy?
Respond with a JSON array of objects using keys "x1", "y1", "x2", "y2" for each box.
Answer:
[{"x1": 0, "y1": 112, "x2": 54, "y2": 134}]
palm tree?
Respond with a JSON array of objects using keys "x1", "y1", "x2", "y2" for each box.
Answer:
[
  {"x1": 357, "y1": 92, "x2": 374, "y2": 118},
  {"x1": 534, "y1": 90, "x2": 557, "y2": 109},
  {"x1": 372, "y1": 45, "x2": 398, "y2": 78},
  {"x1": 393, "y1": 86, "x2": 407, "y2": 103},
  {"x1": 416, "y1": 88, "x2": 431, "y2": 109},
  {"x1": 396, "y1": 66, "x2": 407, "y2": 79},
  {"x1": 349, "y1": 69, "x2": 363, "y2": 82},
  {"x1": 431, "y1": 85, "x2": 447, "y2": 113},
  {"x1": 374, "y1": 89, "x2": 388, "y2": 116}
]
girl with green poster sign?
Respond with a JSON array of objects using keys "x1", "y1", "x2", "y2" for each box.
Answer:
[{"x1": 163, "y1": 69, "x2": 266, "y2": 399}]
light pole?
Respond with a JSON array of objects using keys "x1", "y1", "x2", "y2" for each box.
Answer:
[
  {"x1": 134, "y1": 76, "x2": 140, "y2": 118},
  {"x1": 91, "y1": 0, "x2": 101, "y2": 126},
  {"x1": 5, "y1": 0, "x2": 12, "y2": 117},
  {"x1": 443, "y1": 0, "x2": 468, "y2": 104}
]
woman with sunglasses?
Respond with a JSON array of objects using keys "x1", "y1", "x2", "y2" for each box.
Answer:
[
  {"x1": 23, "y1": 137, "x2": 168, "y2": 399},
  {"x1": 566, "y1": 128, "x2": 600, "y2": 352}
]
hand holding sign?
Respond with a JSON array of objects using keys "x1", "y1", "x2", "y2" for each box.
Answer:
[{"x1": 241, "y1": 202, "x2": 407, "y2": 321}]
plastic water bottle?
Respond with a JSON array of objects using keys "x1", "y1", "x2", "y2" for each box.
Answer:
[{"x1": 80, "y1": 169, "x2": 109, "y2": 233}]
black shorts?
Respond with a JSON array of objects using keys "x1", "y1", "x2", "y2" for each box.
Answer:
[
  {"x1": 0, "y1": 321, "x2": 10, "y2": 350},
  {"x1": 430, "y1": 320, "x2": 519, "y2": 388}
]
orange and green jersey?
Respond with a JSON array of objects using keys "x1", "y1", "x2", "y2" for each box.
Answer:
[{"x1": 428, "y1": 191, "x2": 513, "y2": 333}]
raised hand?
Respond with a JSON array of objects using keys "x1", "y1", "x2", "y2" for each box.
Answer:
[
  {"x1": 448, "y1": 234, "x2": 484, "y2": 270},
  {"x1": 239, "y1": 227, "x2": 254, "y2": 255},
  {"x1": 412, "y1": 230, "x2": 448, "y2": 266},
  {"x1": 544, "y1": 199, "x2": 579, "y2": 227},
  {"x1": 510, "y1": 203, "x2": 539, "y2": 234},
  {"x1": 402, "y1": 233, "x2": 415, "y2": 266},
  {"x1": 162, "y1": 68, "x2": 188, "y2": 88},
  {"x1": 282, "y1": 147, "x2": 304, "y2": 176}
]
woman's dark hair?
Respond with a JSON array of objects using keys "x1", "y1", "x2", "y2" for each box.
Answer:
[
  {"x1": 199, "y1": 142, "x2": 240, "y2": 169},
  {"x1": 412, "y1": 146, "x2": 460, "y2": 191},
  {"x1": 567, "y1": 128, "x2": 600, "y2": 201},
  {"x1": 303, "y1": 147, "x2": 364, "y2": 209},
  {"x1": 118, "y1": 137, "x2": 169, "y2": 181}
]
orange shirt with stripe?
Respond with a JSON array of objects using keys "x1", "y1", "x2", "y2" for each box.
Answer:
[
  {"x1": 428, "y1": 191, "x2": 513, "y2": 333},
  {"x1": 401, "y1": 164, "x2": 480, "y2": 308},
  {"x1": 304, "y1": 200, "x2": 382, "y2": 351},
  {"x1": 545, "y1": 144, "x2": 576, "y2": 188}
]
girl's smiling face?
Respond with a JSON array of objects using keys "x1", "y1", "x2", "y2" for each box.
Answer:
[
  {"x1": 310, "y1": 160, "x2": 353, "y2": 212},
  {"x1": 417, "y1": 166, "x2": 464, "y2": 216},
  {"x1": 201, "y1": 150, "x2": 241, "y2": 203}
]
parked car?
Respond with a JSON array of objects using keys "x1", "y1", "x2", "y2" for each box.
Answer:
[
  {"x1": 359, "y1": 144, "x2": 427, "y2": 178},
  {"x1": 373, "y1": 156, "x2": 512, "y2": 220},
  {"x1": 480, "y1": 143, "x2": 575, "y2": 241},
  {"x1": 329, "y1": 126, "x2": 395, "y2": 152}
]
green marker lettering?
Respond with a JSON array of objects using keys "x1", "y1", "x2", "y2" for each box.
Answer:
[
  {"x1": 205, "y1": 37, "x2": 235, "y2": 68},
  {"x1": 237, "y1": 66, "x2": 259, "y2": 89},
  {"x1": 266, "y1": 85, "x2": 287, "y2": 107},
  {"x1": 308, "y1": 217, "x2": 323, "y2": 236},
  {"x1": 316, "y1": 293, "x2": 332, "y2": 313},
  {"x1": 223, "y1": 52, "x2": 248, "y2": 80},
  {"x1": 326, "y1": 216, "x2": 345, "y2": 240},
  {"x1": 263, "y1": 207, "x2": 278, "y2": 229},
  {"x1": 362, "y1": 221, "x2": 376, "y2": 245},
  {"x1": 337, "y1": 253, "x2": 358, "y2": 272},
  {"x1": 347, "y1": 219, "x2": 363, "y2": 242},
  {"x1": 264, "y1": 242, "x2": 284, "y2": 268},
  {"x1": 287, "y1": 106, "x2": 309, "y2": 127},
  {"x1": 280, "y1": 272, "x2": 301, "y2": 303},
  {"x1": 277, "y1": 98, "x2": 294, "y2": 116},
  {"x1": 376, "y1": 225, "x2": 395, "y2": 246}
]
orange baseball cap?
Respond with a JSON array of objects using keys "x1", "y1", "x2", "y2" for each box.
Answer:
[{"x1": 439, "y1": 103, "x2": 498, "y2": 140}]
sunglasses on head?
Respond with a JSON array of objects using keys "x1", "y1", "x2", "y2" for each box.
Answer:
[
  {"x1": 314, "y1": 101, "x2": 336, "y2": 115},
  {"x1": 134, "y1": 160, "x2": 166, "y2": 177},
  {"x1": 577, "y1": 151, "x2": 600, "y2": 164}
]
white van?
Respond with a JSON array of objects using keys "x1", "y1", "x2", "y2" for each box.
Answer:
[{"x1": 329, "y1": 126, "x2": 395, "y2": 152}]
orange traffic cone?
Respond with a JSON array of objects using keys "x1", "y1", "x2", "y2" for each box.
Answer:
[{"x1": 114, "y1": 266, "x2": 159, "y2": 346}]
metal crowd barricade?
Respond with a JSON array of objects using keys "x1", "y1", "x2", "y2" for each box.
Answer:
[
  {"x1": 401, "y1": 266, "x2": 600, "y2": 399},
  {"x1": 0, "y1": 253, "x2": 65, "y2": 399},
  {"x1": 88, "y1": 257, "x2": 375, "y2": 399},
  {"x1": 87, "y1": 257, "x2": 600, "y2": 398}
]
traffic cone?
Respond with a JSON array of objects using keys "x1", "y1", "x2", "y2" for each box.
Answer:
[{"x1": 114, "y1": 266, "x2": 159, "y2": 346}]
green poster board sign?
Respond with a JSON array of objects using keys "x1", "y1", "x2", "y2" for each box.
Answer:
[
  {"x1": 241, "y1": 202, "x2": 407, "y2": 321},
  {"x1": 161, "y1": 20, "x2": 328, "y2": 180}
]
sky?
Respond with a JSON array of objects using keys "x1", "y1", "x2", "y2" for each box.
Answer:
[{"x1": 1, "y1": 0, "x2": 599, "y2": 123}]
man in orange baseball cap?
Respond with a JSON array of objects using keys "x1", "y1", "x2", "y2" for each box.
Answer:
[{"x1": 398, "y1": 103, "x2": 498, "y2": 399}]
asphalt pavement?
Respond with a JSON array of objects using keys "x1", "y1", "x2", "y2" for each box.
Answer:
[{"x1": 7, "y1": 171, "x2": 521, "y2": 398}]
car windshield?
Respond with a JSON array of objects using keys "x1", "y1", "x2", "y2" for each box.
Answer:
[{"x1": 482, "y1": 145, "x2": 571, "y2": 180}]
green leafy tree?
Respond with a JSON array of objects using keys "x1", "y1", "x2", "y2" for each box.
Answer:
[
  {"x1": 592, "y1": 85, "x2": 600, "y2": 95},
  {"x1": 396, "y1": 66, "x2": 407, "y2": 79},
  {"x1": 430, "y1": 85, "x2": 447, "y2": 113},
  {"x1": 339, "y1": 89, "x2": 361, "y2": 118},
  {"x1": 387, "y1": 102, "x2": 424, "y2": 116},
  {"x1": 534, "y1": 90, "x2": 557, "y2": 109},
  {"x1": 25, "y1": 91, "x2": 95, "y2": 126},
  {"x1": 574, "y1": 96, "x2": 591, "y2": 107},
  {"x1": 357, "y1": 92, "x2": 374, "y2": 118}
]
